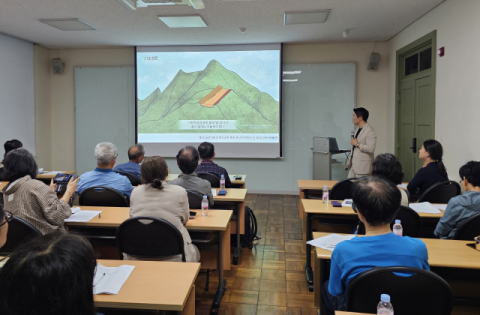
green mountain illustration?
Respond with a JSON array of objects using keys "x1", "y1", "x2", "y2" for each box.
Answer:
[{"x1": 138, "y1": 60, "x2": 279, "y2": 134}]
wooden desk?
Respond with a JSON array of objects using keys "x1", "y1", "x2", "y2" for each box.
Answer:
[
  {"x1": 0, "y1": 181, "x2": 7, "y2": 191},
  {"x1": 36, "y1": 171, "x2": 76, "y2": 179},
  {"x1": 167, "y1": 174, "x2": 247, "y2": 188},
  {"x1": 302, "y1": 199, "x2": 445, "y2": 292},
  {"x1": 336, "y1": 312, "x2": 372, "y2": 315},
  {"x1": 95, "y1": 259, "x2": 199, "y2": 314},
  {"x1": 313, "y1": 232, "x2": 480, "y2": 311}
]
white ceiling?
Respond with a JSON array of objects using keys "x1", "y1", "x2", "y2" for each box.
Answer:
[{"x1": 0, "y1": 0, "x2": 444, "y2": 48}]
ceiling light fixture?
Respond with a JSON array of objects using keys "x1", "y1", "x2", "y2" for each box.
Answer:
[
  {"x1": 189, "y1": 0, "x2": 205, "y2": 9},
  {"x1": 158, "y1": 15, "x2": 207, "y2": 28},
  {"x1": 283, "y1": 79, "x2": 298, "y2": 82},
  {"x1": 239, "y1": 28, "x2": 246, "y2": 33},
  {"x1": 117, "y1": 0, "x2": 137, "y2": 10},
  {"x1": 283, "y1": 71, "x2": 301, "y2": 75},
  {"x1": 39, "y1": 18, "x2": 97, "y2": 31},
  {"x1": 284, "y1": 10, "x2": 330, "y2": 25}
]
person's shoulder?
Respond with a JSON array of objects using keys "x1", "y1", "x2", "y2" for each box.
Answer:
[
  {"x1": 398, "y1": 236, "x2": 427, "y2": 253},
  {"x1": 365, "y1": 123, "x2": 376, "y2": 133},
  {"x1": 164, "y1": 182, "x2": 187, "y2": 194}
]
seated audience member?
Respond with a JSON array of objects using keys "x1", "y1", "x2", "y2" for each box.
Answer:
[
  {"x1": 0, "y1": 233, "x2": 97, "y2": 315},
  {"x1": 0, "y1": 204, "x2": 10, "y2": 267},
  {"x1": 1, "y1": 148, "x2": 77, "y2": 235},
  {"x1": 434, "y1": 161, "x2": 480, "y2": 239},
  {"x1": 322, "y1": 176, "x2": 430, "y2": 315},
  {"x1": 113, "y1": 144, "x2": 145, "y2": 179},
  {"x1": 169, "y1": 146, "x2": 214, "y2": 207},
  {"x1": 76, "y1": 142, "x2": 134, "y2": 198},
  {"x1": 407, "y1": 139, "x2": 448, "y2": 198},
  {"x1": 372, "y1": 153, "x2": 409, "y2": 205},
  {"x1": 0, "y1": 139, "x2": 23, "y2": 181},
  {"x1": 128, "y1": 156, "x2": 200, "y2": 262},
  {"x1": 196, "y1": 142, "x2": 232, "y2": 187}
]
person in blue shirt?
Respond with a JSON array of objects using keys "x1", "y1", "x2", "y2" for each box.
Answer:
[
  {"x1": 113, "y1": 144, "x2": 145, "y2": 179},
  {"x1": 321, "y1": 176, "x2": 430, "y2": 315},
  {"x1": 435, "y1": 161, "x2": 480, "y2": 239},
  {"x1": 76, "y1": 142, "x2": 134, "y2": 198}
]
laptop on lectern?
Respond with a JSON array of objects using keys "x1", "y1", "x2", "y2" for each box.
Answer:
[{"x1": 328, "y1": 138, "x2": 340, "y2": 152}]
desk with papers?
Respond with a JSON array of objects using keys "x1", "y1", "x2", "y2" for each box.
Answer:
[
  {"x1": 94, "y1": 259, "x2": 200, "y2": 314},
  {"x1": 312, "y1": 232, "x2": 480, "y2": 313}
]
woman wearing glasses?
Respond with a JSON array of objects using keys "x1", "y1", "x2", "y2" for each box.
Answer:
[{"x1": 1, "y1": 148, "x2": 79, "y2": 234}]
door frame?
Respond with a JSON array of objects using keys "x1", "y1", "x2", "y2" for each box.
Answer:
[{"x1": 395, "y1": 30, "x2": 437, "y2": 158}]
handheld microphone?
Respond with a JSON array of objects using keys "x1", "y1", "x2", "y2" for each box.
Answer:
[{"x1": 351, "y1": 131, "x2": 355, "y2": 139}]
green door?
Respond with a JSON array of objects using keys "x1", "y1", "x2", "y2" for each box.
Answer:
[{"x1": 396, "y1": 32, "x2": 436, "y2": 182}]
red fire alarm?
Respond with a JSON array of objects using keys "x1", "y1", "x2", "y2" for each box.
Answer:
[{"x1": 437, "y1": 47, "x2": 445, "y2": 57}]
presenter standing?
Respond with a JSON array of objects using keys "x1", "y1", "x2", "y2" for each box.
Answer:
[{"x1": 348, "y1": 107, "x2": 377, "y2": 178}]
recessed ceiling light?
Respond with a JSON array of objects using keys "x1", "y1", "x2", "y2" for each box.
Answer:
[
  {"x1": 283, "y1": 71, "x2": 301, "y2": 75},
  {"x1": 284, "y1": 10, "x2": 330, "y2": 25},
  {"x1": 283, "y1": 79, "x2": 298, "y2": 82},
  {"x1": 39, "y1": 18, "x2": 97, "y2": 31},
  {"x1": 158, "y1": 15, "x2": 207, "y2": 28}
]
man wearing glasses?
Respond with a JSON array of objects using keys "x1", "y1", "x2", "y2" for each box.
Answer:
[{"x1": 76, "y1": 142, "x2": 134, "y2": 198}]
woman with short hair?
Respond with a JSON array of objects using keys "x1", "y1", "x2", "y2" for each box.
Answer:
[
  {"x1": 407, "y1": 139, "x2": 449, "y2": 198},
  {"x1": 0, "y1": 233, "x2": 97, "y2": 315},
  {"x1": 372, "y1": 153, "x2": 409, "y2": 205},
  {"x1": 128, "y1": 156, "x2": 200, "y2": 262},
  {"x1": 1, "y1": 148, "x2": 79, "y2": 234}
]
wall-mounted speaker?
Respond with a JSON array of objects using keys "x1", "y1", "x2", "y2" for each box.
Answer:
[
  {"x1": 51, "y1": 58, "x2": 65, "y2": 74},
  {"x1": 367, "y1": 52, "x2": 381, "y2": 71}
]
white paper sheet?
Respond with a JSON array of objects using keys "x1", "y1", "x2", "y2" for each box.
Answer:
[
  {"x1": 211, "y1": 189, "x2": 217, "y2": 196},
  {"x1": 93, "y1": 263, "x2": 135, "y2": 295},
  {"x1": 64, "y1": 211, "x2": 101, "y2": 222},
  {"x1": 43, "y1": 171, "x2": 65, "y2": 175},
  {"x1": 397, "y1": 184, "x2": 408, "y2": 189},
  {"x1": 307, "y1": 234, "x2": 356, "y2": 251},
  {"x1": 342, "y1": 199, "x2": 353, "y2": 207},
  {"x1": 409, "y1": 202, "x2": 441, "y2": 214},
  {"x1": 71, "y1": 207, "x2": 81, "y2": 214},
  {"x1": 435, "y1": 204, "x2": 448, "y2": 211}
]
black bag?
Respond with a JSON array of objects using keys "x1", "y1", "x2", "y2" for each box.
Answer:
[{"x1": 231, "y1": 206, "x2": 260, "y2": 249}]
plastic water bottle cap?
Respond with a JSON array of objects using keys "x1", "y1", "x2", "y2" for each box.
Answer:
[
  {"x1": 203, "y1": 195, "x2": 207, "y2": 198},
  {"x1": 221, "y1": 175, "x2": 224, "y2": 177},
  {"x1": 381, "y1": 294, "x2": 390, "y2": 303},
  {"x1": 395, "y1": 219, "x2": 401, "y2": 224},
  {"x1": 324, "y1": 185, "x2": 328, "y2": 188}
]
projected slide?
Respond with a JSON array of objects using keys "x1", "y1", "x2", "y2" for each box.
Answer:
[{"x1": 137, "y1": 48, "x2": 280, "y2": 144}]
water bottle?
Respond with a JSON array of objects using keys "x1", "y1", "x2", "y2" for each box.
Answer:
[
  {"x1": 393, "y1": 219, "x2": 403, "y2": 236},
  {"x1": 201, "y1": 195, "x2": 209, "y2": 217},
  {"x1": 377, "y1": 294, "x2": 394, "y2": 315},
  {"x1": 220, "y1": 174, "x2": 226, "y2": 190},
  {"x1": 322, "y1": 185, "x2": 329, "y2": 204}
]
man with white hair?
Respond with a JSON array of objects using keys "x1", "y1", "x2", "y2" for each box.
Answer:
[{"x1": 76, "y1": 142, "x2": 134, "y2": 198}]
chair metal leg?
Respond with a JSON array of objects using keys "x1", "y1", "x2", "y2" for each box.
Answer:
[{"x1": 205, "y1": 269, "x2": 210, "y2": 291}]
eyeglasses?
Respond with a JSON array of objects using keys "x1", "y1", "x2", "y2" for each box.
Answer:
[{"x1": 0, "y1": 211, "x2": 13, "y2": 228}]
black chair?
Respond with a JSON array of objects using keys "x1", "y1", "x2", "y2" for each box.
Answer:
[
  {"x1": 79, "y1": 186, "x2": 129, "y2": 207},
  {"x1": 0, "y1": 217, "x2": 41, "y2": 254},
  {"x1": 346, "y1": 266, "x2": 454, "y2": 315},
  {"x1": 186, "y1": 189, "x2": 205, "y2": 209},
  {"x1": 115, "y1": 171, "x2": 141, "y2": 186},
  {"x1": 454, "y1": 212, "x2": 480, "y2": 240},
  {"x1": 197, "y1": 172, "x2": 221, "y2": 188},
  {"x1": 329, "y1": 178, "x2": 357, "y2": 200},
  {"x1": 418, "y1": 180, "x2": 461, "y2": 204},
  {"x1": 116, "y1": 216, "x2": 185, "y2": 260},
  {"x1": 357, "y1": 206, "x2": 422, "y2": 237}
]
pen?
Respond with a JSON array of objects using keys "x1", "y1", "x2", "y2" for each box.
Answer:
[
  {"x1": 93, "y1": 272, "x2": 106, "y2": 287},
  {"x1": 99, "y1": 212, "x2": 101, "y2": 219}
]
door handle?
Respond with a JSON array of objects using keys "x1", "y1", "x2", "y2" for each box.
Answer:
[{"x1": 410, "y1": 138, "x2": 417, "y2": 153}]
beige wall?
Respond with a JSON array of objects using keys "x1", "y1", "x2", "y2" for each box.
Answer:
[
  {"x1": 33, "y1": 45, "x2": 52, "y2": 169},
  {"x1": 283, "y1": 42, "x2": 390, "y2": 155},
  {"x1": 388, "y1": 0, "x2": 480, "y2": 179},
  {"x1": 49, "y1": 48, "x2": 134, "y2": 170}
]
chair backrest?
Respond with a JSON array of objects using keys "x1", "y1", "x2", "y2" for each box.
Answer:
[
  {"x1": 186, "y1": 189, "x2": 205, "y2": 209},
  {"x1": 346, "y1": 266, "x2": 454, "y2": 315},
  {"x1": 329, "y1": 178, "x2": 357, "y2": 200},
  {"x1": 418, "y1": 180, "x2": 461, "y2": 204},
  {"x1": 79, "y1": 186, "x2": 129, "y2": 207},
  {"x1": 115, "y1": 171, "x2": 141, "y2": 186},
  {"x1": 197, "y1": 172, "x2": 221, "y2": 188},
  {"x1": 0, "y1": 217, "x2": 42, "y2": 254},
  {"x1": 453, "y1": 212, "x2": 480, "y2": 240},
  {"x1": 116, "y1": 216, "x2": 185, "y2": 261},
  {"x1": 357, "y1": 206, "x2": 422, "y2": 237}
]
